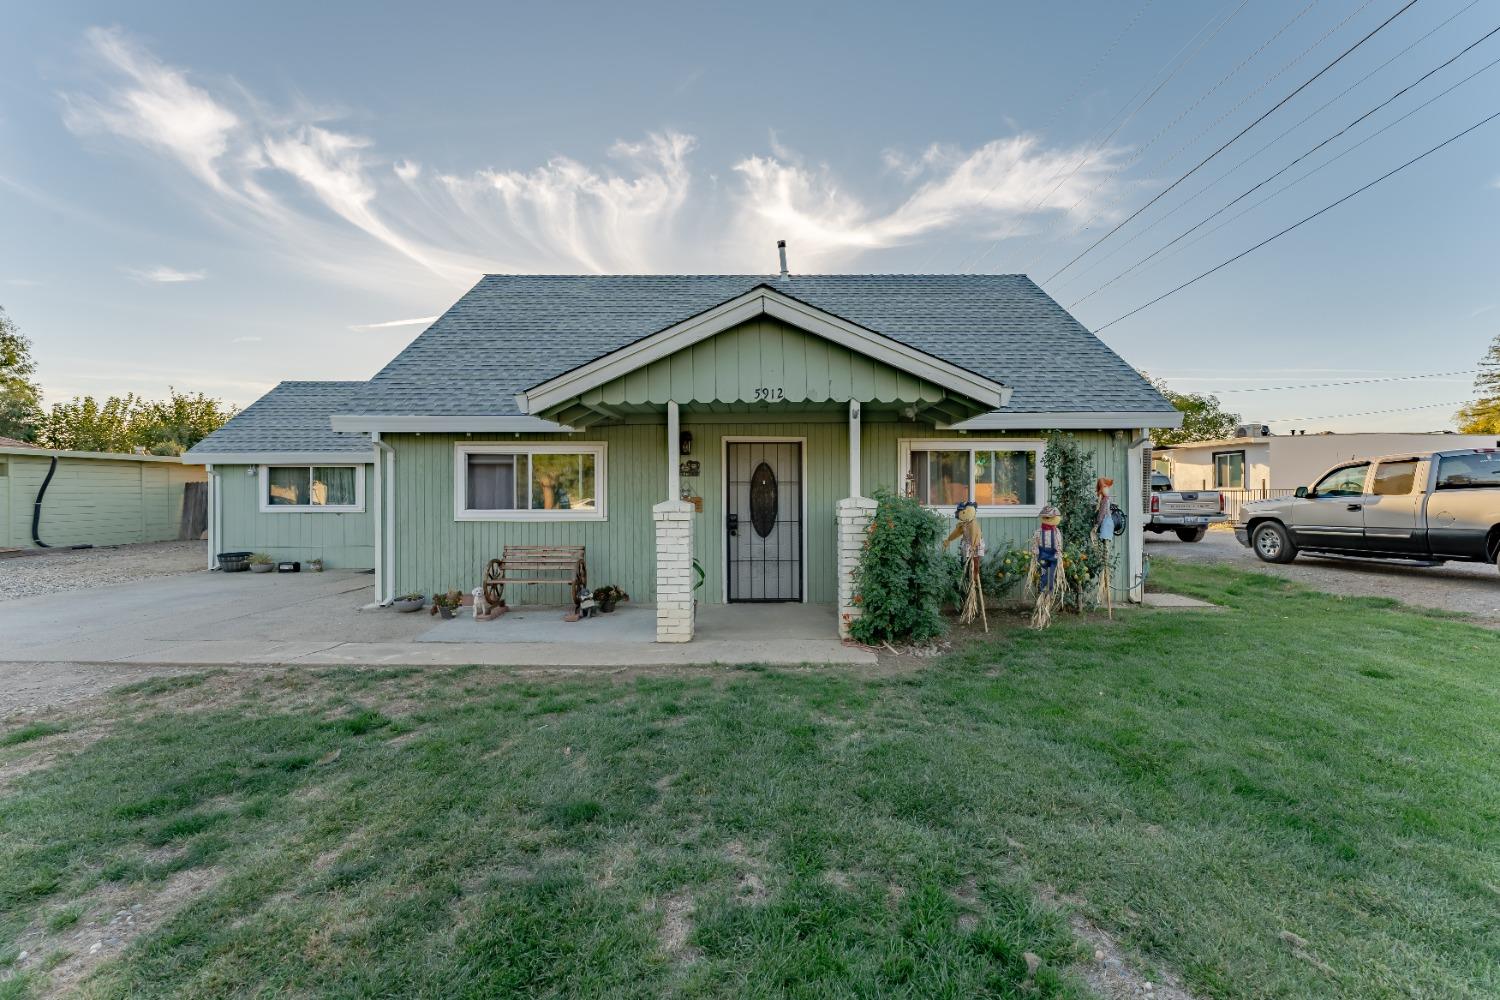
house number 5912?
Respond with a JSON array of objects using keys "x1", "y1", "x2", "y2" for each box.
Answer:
[{"x1": 753, "y1": 387, "x2": 784, "y2": 401}]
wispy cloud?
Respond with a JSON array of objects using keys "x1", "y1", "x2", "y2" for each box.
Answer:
[
  {"x1": 348, "y1": 316, "x2": 438, "y2": 331},
  {"x1": 61, "y1": 27, "x2": 1127, "y2": 287},
  {"x1": 124, "y1": 265, "x2": 205, "y2": 283},
  {"x1": 230, "y1": 335, "x2": 262, "y2": 343}
]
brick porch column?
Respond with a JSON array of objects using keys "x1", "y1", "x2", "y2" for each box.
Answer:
[
  {"x1": 654, "y1": 499, "x2": 695, "y2": 642},
  {"x1": 835, "y1": 496, "x2": 877, "y2": 639}
]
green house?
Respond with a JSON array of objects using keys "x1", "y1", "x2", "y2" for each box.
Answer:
[{"x1": 186, "y1": 272, "x2": 1180, "y2": 640}]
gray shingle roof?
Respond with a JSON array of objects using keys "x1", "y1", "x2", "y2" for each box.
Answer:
[
  {"x1": 350, "y1": 274, "x2": 1174, "y2": 416},
  {"x1": 187, "y1": 382, "x2": 371, "y2": 456}
]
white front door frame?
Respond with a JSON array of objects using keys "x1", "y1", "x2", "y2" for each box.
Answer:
[{"x1": 719, "y1": 435, "x2": 809, "y2": 605}]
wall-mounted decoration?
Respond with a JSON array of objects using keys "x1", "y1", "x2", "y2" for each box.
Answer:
[
  {"x1": 679, "y1": 431, "x2": 693, "y2": 456},
  {"x1": 680, "y1": 459, "x2": 701, "y2": 478}
]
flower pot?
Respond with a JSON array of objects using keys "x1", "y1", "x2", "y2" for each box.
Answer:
[
  {"x1": 393, "y1": 598, "x2": 425, "y2": 613},
  {"x1": 600, "y1": 599, "x2": 616, "y2": 613},
  {"x1": 438, "y1": 606, "x2": 456, "y2": 620},
  {"x1": 250, "y1": 563, "x2": 273, "y2": 574}
]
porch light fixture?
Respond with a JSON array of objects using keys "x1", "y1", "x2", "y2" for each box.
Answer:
[{"x1": 679, "y1": 431, "x2": 693, "y2": 456}]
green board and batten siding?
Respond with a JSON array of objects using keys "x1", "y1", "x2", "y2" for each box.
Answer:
[
  {"x1": 579, "y1": 317, "x2": 950, "y2": 410},
  {"x1": 1, "y1": 451, "x2": 205, "y2": 549},
  {"x1": 385, "y1": 424, "x2": 1130, "y2": 604},
  {"x1": 214, "y1": 464, "x2": 377, "y2": 569}
]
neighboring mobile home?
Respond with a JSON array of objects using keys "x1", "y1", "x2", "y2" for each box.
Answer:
[
  {"x1": 1162, "y1": 431, "x2": 1500, "y2": 492},
  {"x1": 187, "y1": 269, "x2": 1181, "y2": 639},
  {"x1": 1, "y1": 442, "x2": 205, "y2": 550}
]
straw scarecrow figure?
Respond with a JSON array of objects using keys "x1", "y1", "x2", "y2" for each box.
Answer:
[
  {"x1": 1026, "y1": 504, "x2": 1066, "y2": 629},
  {"x1": 1093, "y1": 478, "x2": 1116, "y2": 618},
  {"x1": 942, "y1": 500, "x2": 988, "y2": 631}
]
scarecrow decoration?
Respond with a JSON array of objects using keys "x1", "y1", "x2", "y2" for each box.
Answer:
[
  {"x1": 942, "y1": 500, "x2": 988, "y2": 632},
  {"x1": 1095, "y1": 478, "x2": 1116, "y2": 619},
  {"x1": 1026, "y1": 504, "x2": 1066, "y2": 630}
]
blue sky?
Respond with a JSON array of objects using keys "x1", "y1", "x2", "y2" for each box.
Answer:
[{"x1": 2, "y1": 0, "x2": 1497, "y2": 432}]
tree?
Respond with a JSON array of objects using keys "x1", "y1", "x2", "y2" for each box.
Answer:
[
  {"x1": 1142, "y1": 373, "x2": 1242, "y2": 445},
  {"x1": 38, "y1": 389, "x2": 236, "y2": 455},
  {"x1": 0, "y1": 307, "x2": 44, "y2": 442},
  {"x1": 1455, "y1": 333, "x2": 1500, "y2": 434}
]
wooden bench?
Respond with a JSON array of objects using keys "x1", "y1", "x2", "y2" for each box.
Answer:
[{"x1": 482, "y1": 545, "x2": 587, "y2": 613}]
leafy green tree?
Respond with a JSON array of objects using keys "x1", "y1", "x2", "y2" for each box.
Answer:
[
  {"x1": 1044, "y1": 431, "x2": 1105, "y2": 610},
  {"x1": 133, "y1": 389, "x2": 238, "y2": 455},
  {"x1": 37, "y1": 388, "x2": 235, "y2": 454},
  {"x1": 38, "y1": 395, "x2": 139, "y2": 453},
  {"x1": 0, "y1": 307, "x2": 44, "y2": 442},
  {"x1": 1455, "y1": 333, "x2": 1500, "y2": 434},
  {"x1": 1141, "y1": 373, "x2": 1242, "y2": 445}
]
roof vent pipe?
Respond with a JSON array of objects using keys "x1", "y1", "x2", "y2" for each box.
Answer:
[{"x1": 777, "y1": 240, "x2": 789, "y2": 278}]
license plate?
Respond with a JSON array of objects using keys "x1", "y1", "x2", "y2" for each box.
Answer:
[{"x1": 1184, "y1": 517, "x2": 1208, "y2": 524}]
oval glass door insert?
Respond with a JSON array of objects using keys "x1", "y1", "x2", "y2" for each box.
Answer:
[{"x1": 749, "y1": 461, "x2": 778, "y2": 538}]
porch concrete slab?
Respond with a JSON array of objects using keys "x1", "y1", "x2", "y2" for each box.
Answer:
[
  {"x1": 417, "y1": 604, "x2": 656, "y2": 644},
  {"x1": 1141, "y1": 592, "x2": 1217, "y2": 609},
  {"x1": 0, "y1": 573, "x2": 874, "y2": 667}
]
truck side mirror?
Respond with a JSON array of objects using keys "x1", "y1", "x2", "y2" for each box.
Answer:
[{"x1": 1294, "y1": 486, "x2": 1308, "y2": 499}]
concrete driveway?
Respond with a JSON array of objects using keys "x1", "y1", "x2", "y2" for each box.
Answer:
[{"x1": 1148, "y1": 529, "x2": 1500, "y2": 623}]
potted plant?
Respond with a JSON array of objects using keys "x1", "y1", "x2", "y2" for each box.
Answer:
[
  {"x1": 430, "y1": 590, "x2": 462, "y2": 619},
  {"x1": 592, "y1": 585, "x2": 629, "y2": 613},
  {"x1": 392, "y1": 592, "x2": 425, "y2": 613},
  {"x1": 306, "y1": 558, "x2": 324, "y2": 573},
  {"x1": 248, "y1": 553, "x2": 274, "y2": 574}
]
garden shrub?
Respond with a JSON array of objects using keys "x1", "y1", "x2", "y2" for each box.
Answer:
[
  {"x1": 1043, "y1": 431, "x2": 1106, "y2": 609},
  {"x1": 849, "y1": 489, "x2": 947, "y2": 645}
]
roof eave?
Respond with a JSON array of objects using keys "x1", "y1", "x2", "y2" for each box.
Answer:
[{"x1": 944, "y1": 409, "x2": 1185, "y2": 431}]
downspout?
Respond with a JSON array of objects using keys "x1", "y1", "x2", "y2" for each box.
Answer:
[
  {"x1": 205, "y1": 465, "x2": 216, "y2": 569},
  {"x1": 372, "y1": 435, "x2": 397, "y2": 606},
  {"x1": 31, "y1": 455, "x2": 58, "y2": 547}
]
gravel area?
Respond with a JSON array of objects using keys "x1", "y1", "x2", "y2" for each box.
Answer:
[
  {"x1": 0, "y1": 540, "x2": 206, "y2": 602},
  {"x1": 1148, "y1": 528, "x2": 1500, "y2": 623},
  {"x1": 0, "y1": 661, "x2": 211, "y2": 718}
]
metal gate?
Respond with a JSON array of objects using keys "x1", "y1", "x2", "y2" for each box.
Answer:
[{"x1": 725, "y1": 440, "x2": 803, "y2": 602}]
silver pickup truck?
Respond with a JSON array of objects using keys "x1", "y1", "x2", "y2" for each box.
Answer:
[
  {"x1": 1148, "y1": 473, "x2": 1227, "y2": 542},
  {"x1": 1236, "y1": 448, "x2": 1500, "y2": 572}
]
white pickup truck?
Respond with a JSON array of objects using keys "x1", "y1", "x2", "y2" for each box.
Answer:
[{"x1": 1147, "y1": 473, "x2": 1227, "y2": 542}]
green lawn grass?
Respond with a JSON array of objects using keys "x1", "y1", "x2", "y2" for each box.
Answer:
[{"x1": 1, "y1": 560, "x2": 1496, "y2": 998}]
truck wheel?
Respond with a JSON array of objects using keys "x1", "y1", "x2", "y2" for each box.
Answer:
[
  {"x1": 1251, "y1": 522, "x2": 1297, "y2": 564},
  {"x1": 1175, "y1": 526, "x2": 1207, "y2": 543}
]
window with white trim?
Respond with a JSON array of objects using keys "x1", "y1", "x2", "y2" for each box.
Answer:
[
  {"x1": 454, "y1": 443, "x2": 606, "y2": 521},
  {"x1": 259, "y1": 465, "x2": 364, "y2": 512},
  {"x1": 901, "y1": 440, "x2": 1045, "y2": 514}
]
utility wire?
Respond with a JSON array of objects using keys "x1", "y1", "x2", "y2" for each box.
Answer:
[
  {"x1": 1045, "y1": 0, "x2": 1421, "y2": 284},
  {"x1": 1137, "y1": 49, "x2": 1500, "y2": 279},
  {"x1": 954, "y1": 0, "x2": 1249, "y2": 273},
  {"x1": 1264, "y1": 399, "x2": 1471, "y2": 421},
  {"x1": 1068, "y1": 22, "x2": 1500, "y2": 308},
  {"x1": 1054, "y1": 0, "x2": 1484, "y2": 291},
  {"x1": 1092, "y1": 107, "x2": 1500, "y2": 333},
  {"x1": 1214, "y1": 369, "x2": 1476, "y2": 392},
  {"x1": 1013, "y1": 0, "x2": 1328, "y2": 273}
]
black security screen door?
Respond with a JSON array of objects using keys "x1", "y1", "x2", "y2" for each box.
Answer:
[{"x1": 726, "y1": 441, "x2": 803, "y2": 602}]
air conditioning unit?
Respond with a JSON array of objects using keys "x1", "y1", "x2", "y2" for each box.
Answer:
[{"x1": 1235, "y1": 423, "x2": 1272, "y2": 438}]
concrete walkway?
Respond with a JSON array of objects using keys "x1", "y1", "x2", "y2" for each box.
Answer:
[{"x1": 0, "y1": 571, "x2": 874, "y2": 667}]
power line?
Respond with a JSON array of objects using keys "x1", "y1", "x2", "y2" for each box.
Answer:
[
  {"x1": 1013, "y1": 0, "x2": 1328, "y2": 274},
  {"x1": 1067, "y1": 22, "x2": 1500, "y2": 308},
  {"x1": 954, "y1": 0, "x2": 1250, "y2": 273},
  {"x1": 1135, "y1": 49, "x2": 1500, "y2": 280},
  {"x1": 1214, "y1": 369, "x2": 1476, "y2": 392},
  {"x1": 1053, "y1": 0, "x2": 1485, "y2": 291},
  {"x1": 1264, "y1": 399, "x2": 1471, "y2": 422},
  {"x1": 1092, "y1": 106, "x2": 1500, "y2": 333},
  {"x1": 1044, "y1": 0, "x2": 1421, "y2": 284}
]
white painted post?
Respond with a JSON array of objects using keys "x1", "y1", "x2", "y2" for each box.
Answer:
[
  {"x1": 654, "y1": 499, "x2": 695, "y2": 642},
  {"x1": 205, "y1": 465, "x2": 216, "y2": 569},
  {"x1": 835, "y1": 496, "x2": 877, "y2": 639},
  {"x1": 667, "y1": 400, "x2": 680, "y2": 502},
  {"x1": 371, "y1": 434, "x2": 383, "y2": 600},
  {"x1": 848, "y1": 400, "x2": 862, "y2": 498},
  {"x1": 1127, "y1": 430, "x2": 1147, "y2": 603}
]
